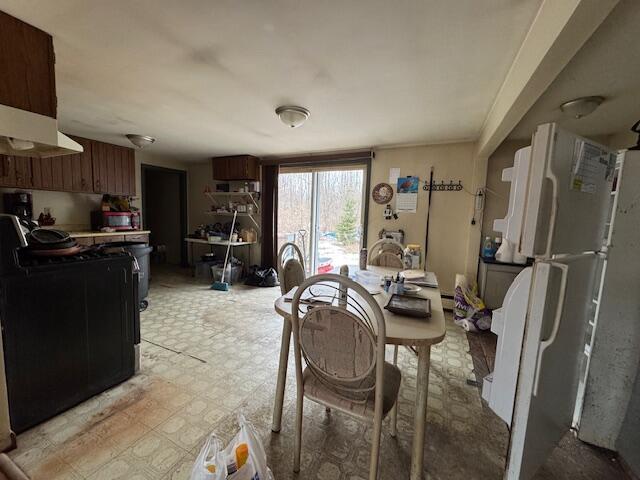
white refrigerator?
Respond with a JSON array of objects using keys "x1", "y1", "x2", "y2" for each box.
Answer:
[{"x1": 482, "y1": 123, "x2": 640, "y2": 479}]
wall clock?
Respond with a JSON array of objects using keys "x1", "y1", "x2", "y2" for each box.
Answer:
[{"x1": 372, "y1": 183, "x2": 393, "y2": 204}]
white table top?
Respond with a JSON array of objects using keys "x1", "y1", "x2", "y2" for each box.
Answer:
[{"x1": 274, "y1": 266, "x2": 446, "y2": 347}]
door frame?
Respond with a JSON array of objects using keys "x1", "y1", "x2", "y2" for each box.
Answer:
[
  {"x1": 278, "y1": 158, "x2": 371, "y2": 273},
  {"x1": 141, "y1": 164, "x2": 189, "y2": 267}
]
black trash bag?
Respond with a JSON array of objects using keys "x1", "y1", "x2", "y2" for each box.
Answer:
[{"x1": 245, "y1": 266, "x2": 280, "y2": 288}]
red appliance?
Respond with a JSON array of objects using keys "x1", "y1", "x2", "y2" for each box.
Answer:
[{"x1": 92, "y1": 211, "x2": 140, "y2": 231}]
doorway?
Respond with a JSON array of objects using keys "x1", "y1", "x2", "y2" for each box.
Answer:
[
  {"x1": 277, "y1": 165, "x2": 367, "y2": 274},
  {"x1": 141, "y1": 165, "x2": 188, "y2": 266}
]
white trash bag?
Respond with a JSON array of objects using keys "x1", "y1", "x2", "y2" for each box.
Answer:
[{"x1": 190, "y1": 414, "x2": 274, "y2": 480}]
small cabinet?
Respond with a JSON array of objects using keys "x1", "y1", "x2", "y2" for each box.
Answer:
[
  {"x1": 212, "y1": 155, "x2": 260, "y2": 181},
  {"x1": 0, "y1": 11, "x2": 56, "y2": 118},
  {"x1": 92, "y1": 141, "x2": 135, "y2": 196}
]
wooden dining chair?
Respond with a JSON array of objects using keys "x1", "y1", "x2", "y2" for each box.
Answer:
[
  {"x1": 291, "y1": 274, "x2": 401, "y2": 480},
  {"x1": 368, "y1": 238, "x2": 405, "y2": 269},
  {"x1": 277, "y1": 242, "x2": 306, "y2": 295}
]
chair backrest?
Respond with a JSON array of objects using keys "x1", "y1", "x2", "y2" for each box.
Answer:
[
  {"x1": 368, "y1": 239, "x2": 404, "y2": 268},
  {"x1": 277, "y1": 242, "x2": 306, "y2": 295},
  {"x1": 291, "y1": 274, "x2": 387, "y2": 405}
]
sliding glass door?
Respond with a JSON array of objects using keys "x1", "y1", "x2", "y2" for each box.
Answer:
[{"x1": 278, "y1": 165, "x2": 366, "y2": 274}]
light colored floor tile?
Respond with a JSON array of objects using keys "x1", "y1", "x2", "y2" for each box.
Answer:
[{"x1": 6, "y1": 266, "x2": 624, "y2": 480}]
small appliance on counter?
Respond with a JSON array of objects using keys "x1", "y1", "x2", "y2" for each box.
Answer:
[
  {"x1": 91, "y1": 210, "x2": 141, "y2": 231},
  {"x1": 3, "y1": 192, "x2": 32, "y2": 220}
]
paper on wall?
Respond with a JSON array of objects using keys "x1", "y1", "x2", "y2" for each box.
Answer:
[
  {"x1": 389, "y1": 168, "x2": 400, "y2": 185},
  {"x1": 396, "y1": 176, "x2": 419, "y2": 213}
]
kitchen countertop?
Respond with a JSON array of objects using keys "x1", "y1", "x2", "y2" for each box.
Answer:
[{"x1": 69, "y1": 230, "x2": 150, "y2": 238}]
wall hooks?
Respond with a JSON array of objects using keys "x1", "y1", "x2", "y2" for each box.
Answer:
[{"x1": 423, "y1": 180, "x2": 463, "y2": 192}]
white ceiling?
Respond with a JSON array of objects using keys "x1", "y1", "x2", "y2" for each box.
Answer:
[
  {"x1": 0, "y1": 0, "x2": 543, "y2": 161},
  {"x1": 509, "y1": 0, "x2": 640, "y2": 142}
]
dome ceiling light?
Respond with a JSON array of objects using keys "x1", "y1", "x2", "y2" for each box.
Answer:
[
  {"x1": 126, "y1": 134, "x2": 156, "y2": 149},
  {"x1": 275, "y1": 106, "x2": 310, "y2": 128},
  {"x1": 559, "y1": 96, "x2": 604, "y2": 119}
]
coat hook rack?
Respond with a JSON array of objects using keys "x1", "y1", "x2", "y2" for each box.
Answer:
[{"x1": 423, "y1": 180, "x2": 463, "y2": 192}]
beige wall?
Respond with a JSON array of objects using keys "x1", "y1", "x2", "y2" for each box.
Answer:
[
  {"x1": 368, "y1": 143, "x2": 476, "y2": 294},
  {"x1": 0, "y1": 187, "x2": 101, "y2": 231}
]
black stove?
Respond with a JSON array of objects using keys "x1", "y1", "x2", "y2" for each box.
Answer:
[{"x1": 0, "y1": 214, "x2": 138, "y2": 434}]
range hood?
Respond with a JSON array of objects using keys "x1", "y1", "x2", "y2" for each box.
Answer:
[{"x1": 0, "y1": 104, "x2": 82, "y2": 158}]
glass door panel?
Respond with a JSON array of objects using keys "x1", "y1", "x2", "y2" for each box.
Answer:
[
  {"x1": 316, "y1": 169, "x2": 364, "y2": 273},
  {"x1": 277, "y1": 172, "x2": 313, "y2": 274},
  {"x1": 278, "y1": 166, "x2": 366, "y2": 275}
]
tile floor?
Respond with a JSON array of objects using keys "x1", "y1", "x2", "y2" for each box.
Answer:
[{"x1": 8, "y1": 266, "x2": 624, "y2": 479}]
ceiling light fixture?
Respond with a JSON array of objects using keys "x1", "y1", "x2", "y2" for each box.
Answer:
[
  {"x1": 126, "y1": 134, "x2": 156, "y2": 149},
  {"x1": 559, "y1": 96, "x2": 604, "y2": 119},
  {"x1": 275, "y1": 106, "x2": 310, "y2": 128}
]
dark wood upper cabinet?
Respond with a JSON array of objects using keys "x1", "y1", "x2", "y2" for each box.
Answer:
[
  {"x1": 0, "y1": 156, "x2": 17, "y2": 187},
  {"x1": 212, "y1": 155, "x2": 260, "y2": 181},
  {"x1": 2, "y1": 136, "x2": 134, "y2": 195},
  {"x1": 91, "y1": 140, "x2": 135, "y2": 196},
  {"x1": 0, "y1": 10, "x2": 57, "y2": 118},
  {"x1": 66, "y1": 136, "x2": 93, "y2": 193},
  {"x1": 91, "y1": 140, "x2": 109, "y2": 194}
]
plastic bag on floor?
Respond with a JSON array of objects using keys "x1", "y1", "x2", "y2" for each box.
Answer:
[
  {"x1": 190, "y1": 414, "x2": 274, "y2": 480},
  {"x1": 454, "y1": 284, "x2": 492, "y2": 332}
]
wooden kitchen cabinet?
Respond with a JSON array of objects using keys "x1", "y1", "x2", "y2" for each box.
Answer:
[
  {"x1": 0, "y1": 155, "x2": 16, "y2": 187},
  {"x1": 92, "y1": 140, "x2": 135, "y2": 196},
  {"x1": 0, "y1": 155, "x2": 32, "y2": 188},
  {"x1": 212, "y1": 155, "x2": 260, "y2": 181},
  {"x1": 67, "y1": 136, "x2": 94, "y2": 193},
  {"x1": 0, "y1": 11, "x2": 57, "y2": 118},
  {"x1": 2, "y1": 137, "x2": 134, "y2": 196},
  {"x1": 14, "y1": 156, "x2": 33, "y2": 188}
]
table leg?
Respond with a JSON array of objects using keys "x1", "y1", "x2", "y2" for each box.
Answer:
[
  {"x1": 410, "y1": 345, "x2": 431, "y2": 480},
  {"x1": 272, "y1": 318, "x2": 292, "y2": 432}
]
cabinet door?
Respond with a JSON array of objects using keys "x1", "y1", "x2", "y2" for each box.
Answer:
[
  {"x1": 122, "y1": 147, "x2": 136, "y2": 196},
  {"x1": 0, "y1": 155, "x2": 16, "y2": 186},
  {"x1": 212, "y1": 157, "x2": 230, "y2": 180},
  {"x1": 92, "y1": 141, "x2": 109, "y2": 193},
  {"x1": 31, "y1": 157, "x2": 53, "y2": 189},
  {"x1": 2, "y1": 272, "x2": 89, "y2": 433},
  {"x1": 14, "y1": 156, "x2": 33, "y2": 188},
  {"x1": 85, "y1": 262, "x2": 134, "y2": 392},
  {"x1": 0, "y1": 11, "x2": 57, "y2": 118},
  {"x1": 49, "y1": 157, "x2": 65, "y2": 190},
  {"x1": 212, "y1": 155, "x2": 259, "y2": 181},
  {"x1": 67, "y1": 136, "x2": 93, "y2": 192}
]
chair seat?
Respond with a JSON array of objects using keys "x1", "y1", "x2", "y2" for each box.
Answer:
[{"x1": 303, "y1": 361, "x2": 401, "y2": 419}]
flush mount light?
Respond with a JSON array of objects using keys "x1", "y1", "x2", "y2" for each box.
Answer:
[
  {"x1": 126, "y1": 134, "x2": 156, "y2": 149},
  {"x1": 559, "y1": 96, "x2": 604, "y2": 119},
  {"x1": 275, "y1": 106, "x2": 310, "y2": 128}
]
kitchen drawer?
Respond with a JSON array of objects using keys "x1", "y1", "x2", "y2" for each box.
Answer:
[
  {"x1": 125, "y1": 234, "x2": 149, "y2": 243},
  {"x1": 74, "y1": 237, "x2": 94, "y2": 247},
  {"x1": 93, "y1": 235, "x2": 125, "y2": 244}
]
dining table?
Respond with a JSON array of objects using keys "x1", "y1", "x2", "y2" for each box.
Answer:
[{"x1": 271, "y1": 265, "x2": 446, "y2": 480}]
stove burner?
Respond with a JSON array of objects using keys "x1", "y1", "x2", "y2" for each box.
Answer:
[{"x1": 18, "y1": 249, "x2": 131, "y2": 268}]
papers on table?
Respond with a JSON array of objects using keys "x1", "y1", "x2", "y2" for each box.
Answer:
[{"x1": 402, "y1": 270, "x2": 439, "y2": 289}]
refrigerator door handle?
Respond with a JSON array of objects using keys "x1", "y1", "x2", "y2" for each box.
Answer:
[
  {"x1": 543, "y1": 170, "x2": 560, "y2": 259},
  {"x1": 533, "y1": 261, "x2": 568, "y2": 396}
]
